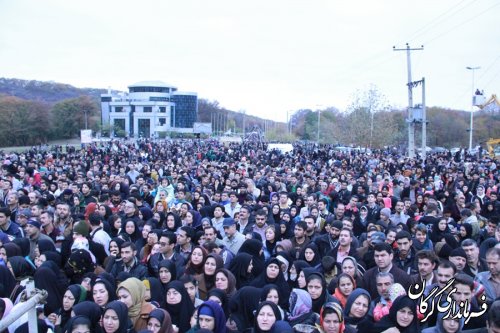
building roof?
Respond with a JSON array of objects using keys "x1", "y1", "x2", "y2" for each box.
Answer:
[{"x1": 128, "y1": 80, "x2": 177, "y2": 89}]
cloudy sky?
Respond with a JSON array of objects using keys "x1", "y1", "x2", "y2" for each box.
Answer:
[{"x1": 1, "y1": 0, "x2": 499, "y2": 121}]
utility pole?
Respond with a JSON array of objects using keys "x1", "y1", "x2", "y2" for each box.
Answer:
[
  {"x1": 83, "y1": 110, "x2": 89, "y2": 129},
  {"x1": 393, "y1": 43, "x2": 424, "y2": 158},
  {"x1": 466, "y1": 66, "x2": 480, "y2": 152},
  {"x1": 421, "y1": 78, "x2": 426, "y2": 160},
  {"x1": 242, "y1": 110, "x2": 246, "y2": 138},
  {"x1": 317, "y1": 110, "x2": 321, "y2": 144}
]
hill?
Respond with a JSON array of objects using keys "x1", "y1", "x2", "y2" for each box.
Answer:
[
  {"x1": 0, "y1": 77, "x2": 287, "y2": 138},
  {"x1": 0, "y1": 77, "x2": 108, "y2": 103}
]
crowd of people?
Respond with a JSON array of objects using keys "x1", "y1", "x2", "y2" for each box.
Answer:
[{"x1": 0, "y1": 138, "x2": 498, "y2": 333}]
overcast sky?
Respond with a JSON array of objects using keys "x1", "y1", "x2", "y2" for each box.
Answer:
[{"x1": 1, "y1": 0, "x2": 499, "y2": 121}]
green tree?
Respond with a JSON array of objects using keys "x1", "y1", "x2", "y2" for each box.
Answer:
[
  {"x1": 51, "y1": 96, "x2": 99, "y2": 139},
  {"x1": 0, "y1": 95, "x2": 50, "y2": 146}
]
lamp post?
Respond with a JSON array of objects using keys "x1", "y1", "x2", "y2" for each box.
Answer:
[
  {"x1": 316, "y1": 105, "x2": 322, "y2": 144},
  {"x1": 466, "y1": 66, "x2": 480, "y2": 152}
]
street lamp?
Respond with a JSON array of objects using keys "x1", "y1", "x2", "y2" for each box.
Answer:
[{"x1": 466, "y1": 66, "x2": 480, "y2": 152}]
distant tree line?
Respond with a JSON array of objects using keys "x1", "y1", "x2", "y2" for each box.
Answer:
[
  {"x1": 0, "y1": 95, "x2": 99, "y2": 147},
  {"x1": 1, "y1": 92, "x2": 499, "y2": 149}
]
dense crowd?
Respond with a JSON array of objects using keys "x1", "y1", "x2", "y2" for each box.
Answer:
[{"x1": 0, "y1": 139, "x2": 499, "y2": 333}]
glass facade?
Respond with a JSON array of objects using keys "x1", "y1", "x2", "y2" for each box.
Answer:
[
  {"x1": 172, "y1": 94, "x2": 197, "y2": 127},
  {"x1": 102, "y1": 82, "x2": 198, "y2": 136},
  {"x1": 138, "y1": 119, "x2": 150, "y2": 138}
]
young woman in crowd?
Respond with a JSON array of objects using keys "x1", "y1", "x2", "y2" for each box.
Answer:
[
  {"x1": 116, "y1": 277, "x2": 156, "y2": 331},
  {"x1": 197, "y1": 253, "x2": 224, "y2": 300},
  {"x1": 146, "y1": 308, "x2": 174, "y2": 333},
  {"x1": 102, "y1": 300, "x2": 132, "y2": 333}
]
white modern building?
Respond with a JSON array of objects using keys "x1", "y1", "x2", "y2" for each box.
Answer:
[{"x1": 100, "y1": 80, "x2": 197, "y2": 138}]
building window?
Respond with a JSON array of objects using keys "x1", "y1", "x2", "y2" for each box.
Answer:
[
  {"x1": 144, "y1": 107, "x2": 153, "y2": 113},
  {"x1": 115, "y1": 107, "x2": 123, "y2": 112},
  {"x1": 159, "y1": 107, "x2": 166, "y2": 113},
  {"x1": 159, "y1": 118, "x2": 166, "y2": 125}
]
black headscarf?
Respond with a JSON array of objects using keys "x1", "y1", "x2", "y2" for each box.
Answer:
[
  {"x1": 3, "y1": 243, "x2": 22, "y2": 258},
  {"x1": 145, "y1": 277, "x2": 164, "y2": 307},
  {"x1": 253, "y1": 301, "x2": 282, "y2": 333},
  {"x1": 289, "y1": 260, "x2": 311, "y2": 288},
  {"x1": 9, "y1": 256, "x2": 34, "y2": 280},
  {"x1": 60, "y1": 284, "x2": 87, "y2": 328},
  {"x1": 157, "y1": 259, "x2": 176, "y2": 290},
  {"x1": 299, "y1": 242, "x2": 321, "y2": 267},
  {"x1": 229, "y1": 252, "x2": 254, "y2": 289},
  {"x1": 207, "y1": 288, "x2": 229, "y2": 319},
  {"x1": 92, "y1": 276, "x2": 117, "y2": 308},
  {"x1": 164, "y1": 280, "x2": 194, "y2": 333},
  {"x1": 37, "y1": 239, "x2": 56, "y2": 253},
  {"x1": 12, "y1": 238, "x2": 30, "y2": 257},
  {"x1": 238, "y1": 239, "x2": 265, "y2": 276},
  {"x1": 0, "y1": 265, "x2": 16, "y2": 298},
  {"x1": 43, "y1": 251, "x2": 62, "y2": 267},
  {"x1": 250, "y1": 258, "x2": 290, "y2": 309},
  {"x1": 165, "y1": 212, "x2": 181, "y2": 232},
  {"x1": 429, "y1": 219, "x2": 451, "y2": 243},
  {"x1": 344, "y1": 288, "x2": 372, "y2": 327},
  {"x1": 368, "y1": 295, "x2": 419, "y2": 333},
  {"x1": 63, "y1": 315, "x2": 92, "y2": 333},
  {"x1": 306, "y1": 272, "x2": 329, "y2": 314},
  {"x1": 34, "y1": 265, "x2": 64, "y2": 315},
  {"x1": 228, "y1": 286, "x2": 261, "y2": 332},
  {"x1": 103, "y1": 301, "x2": 131, "y2": 333},
  {"x1": 260, "y1": 284, "x2": 279, "y2": 302},
  {"x1": 73, "y1": 301, "x2": 104, "y2": 333}
]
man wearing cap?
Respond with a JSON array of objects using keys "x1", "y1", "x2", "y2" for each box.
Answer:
[
  {"x1": 222, "y1": 217, "x2": 245, "y2": 255},
  {"x1": 449, "y1": 247, "x2": 468, "y2": 273},
  {"x1": 26, "y1": 219, "x2": 54, "y2": 260},
  {"x1": 0, "y1": 207, "x2": 24, "y2": 240}
]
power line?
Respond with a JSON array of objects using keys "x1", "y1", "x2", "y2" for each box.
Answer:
[
  {"x1": 403, "y1": 0, "x2": 477, "y2": 44},
  {"x1": 423, "y1": 2, "x2": 500, "y2": 45}
]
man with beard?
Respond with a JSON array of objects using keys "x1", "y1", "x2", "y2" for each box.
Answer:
[
  {"x1": 393, "y1": 231, "x2": 417, "y2": 275},
  {"x1": 449, "y1": 247, "x2": 468, "y2": 273},
  {"x1": 314, "y1": 219, "x2": 343, "y2": 258},
  {"x1": 411, "y1": 250, "x2": 439, "y2": 285},
  {"x1": 361, "y1": 242, "x2": 413, "y2": 299},
  {"x1": 54, "y1": 202, "x2": 73, "y2": 241},
  {"x1": 110, "y1": 241, "x2": 148, "y2": 280},
  {"x1": 110, "y1": 190, "x2": 123, "y2": 214},
  {"x1": 326, "y1": 227, "x2": 358, "y2": 264}
]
